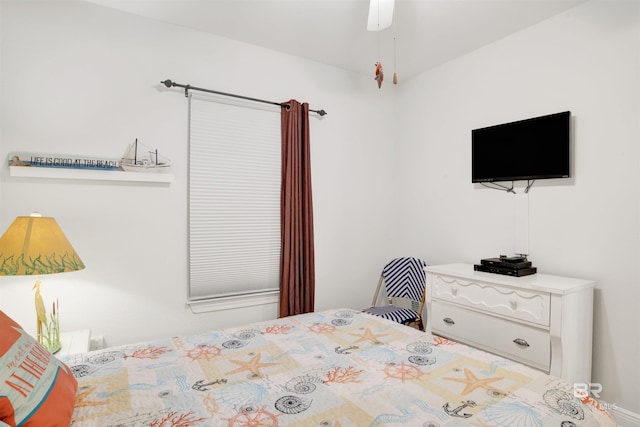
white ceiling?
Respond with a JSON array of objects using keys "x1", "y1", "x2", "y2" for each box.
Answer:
[{"x1": 84, "y1": 0, "x2": 586, "y2": 80}]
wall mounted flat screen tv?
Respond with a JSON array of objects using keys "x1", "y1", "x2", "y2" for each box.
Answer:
[{"x1": 472, "y1": 111, "x2": 570, "y2": 183}]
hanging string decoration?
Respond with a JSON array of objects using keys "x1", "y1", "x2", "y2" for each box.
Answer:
[
  {"x1": 393, "y1": 37, "x2": 398, "y2": 85},
  {"x1": 369, "y1": 0, "x2": 395, "y2": 89},
  {"x1": 375, "y1": 62, "x2": 384, "y2": 89},
  {"x1": 374, "y1": 0, "x2": 383, "y2": 89}
]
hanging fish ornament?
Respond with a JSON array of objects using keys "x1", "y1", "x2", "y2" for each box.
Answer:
[{"x1": 374, "y1": 62, "x2": 384, "y2": 89}]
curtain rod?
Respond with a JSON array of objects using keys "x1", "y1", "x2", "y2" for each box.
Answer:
[{"x1": 161, "y1": 79, "x2": 327, "y2": 117}]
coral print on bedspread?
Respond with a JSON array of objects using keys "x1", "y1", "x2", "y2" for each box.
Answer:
[{"x1": 59, "y1": 309, "x2": 616, "y2": 426}]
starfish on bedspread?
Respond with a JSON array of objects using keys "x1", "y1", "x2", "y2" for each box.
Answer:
[
  {"x1": 349, "y1": 328, "x2": 391, "y2": 344},
  {"x1": 443, "y1": 368, "x2": 504, "y2": 396},
  {"x1": 226, "y1": 353, "x2": 279, "y2": 377},
  {"x1": 74, "y1": 386, "x2": 105, "y2": 408}
]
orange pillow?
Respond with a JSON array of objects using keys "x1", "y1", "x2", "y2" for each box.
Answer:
[{"x1": 0, "y1": 311, "x2": 78, "y2": 426}]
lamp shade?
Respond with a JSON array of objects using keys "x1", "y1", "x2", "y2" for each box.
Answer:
[{"x1": 0, "y1": 214, "x2": 85, "y2": 276}]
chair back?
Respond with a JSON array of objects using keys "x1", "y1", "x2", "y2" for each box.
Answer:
[{"x1": 382, "y1": 257, "x2": 427, "y2": 309}]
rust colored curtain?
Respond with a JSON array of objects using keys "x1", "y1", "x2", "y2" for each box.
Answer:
[{"x1": 280, "y1": 100, "x2": 315, "y2": 317}]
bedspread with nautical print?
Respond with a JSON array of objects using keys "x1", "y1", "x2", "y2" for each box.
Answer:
[{"x1": 59, "y1": 309, "x2": 615, "y2": 426}]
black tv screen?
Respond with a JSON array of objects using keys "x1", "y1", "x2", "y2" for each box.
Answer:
[{"x1": 472, "y1": 111, "x2": 570, "y2": 183}]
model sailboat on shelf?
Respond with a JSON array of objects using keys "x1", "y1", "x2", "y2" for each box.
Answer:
[{"x1": 120, "y1": 139, "x2": 171, "y2": 173}]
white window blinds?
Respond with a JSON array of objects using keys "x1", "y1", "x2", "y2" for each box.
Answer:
[{"x1": 188, "y1": 94, "x2": 281, "y2": 302}]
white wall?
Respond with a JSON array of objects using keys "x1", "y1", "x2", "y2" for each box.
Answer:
[
  {"x1": 394, "y1": 0, "x2": 639, "y2": 414},
  {"x1": 0, "y1": 1, "x2": 396, "y2": 346}
]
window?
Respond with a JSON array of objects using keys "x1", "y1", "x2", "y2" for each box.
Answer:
[{"x1": 188, "y1": 94, "x2": 281, "y2": 312}]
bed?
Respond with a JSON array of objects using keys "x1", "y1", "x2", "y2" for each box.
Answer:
[{"x1": 58, "y1": 309, "x2": 615, "y2": 426}]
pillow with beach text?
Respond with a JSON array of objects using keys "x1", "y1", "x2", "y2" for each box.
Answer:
[{"x1": 0, "y1": 310, "x2": 77, "y2": 426}]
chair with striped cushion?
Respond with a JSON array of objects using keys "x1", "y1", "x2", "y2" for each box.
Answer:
[{"x1": 363, "y1": 257, "x2": 427, "y2": 330}]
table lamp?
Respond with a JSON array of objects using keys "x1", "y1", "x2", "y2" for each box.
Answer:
[{"x1": 0, "y1": 212, "x2": 85, "y2": 352}]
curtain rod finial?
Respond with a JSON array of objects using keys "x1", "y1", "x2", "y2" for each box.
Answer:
[
  {"x1": 161, "y1": 79, "x2": 174, "y2": 88},
  {"x1": 317, "y1": 110, "x2": 327, "y2": 117}
]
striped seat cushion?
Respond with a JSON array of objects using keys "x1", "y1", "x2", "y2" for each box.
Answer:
[{"x1": 363, "y1": 306, "x2": 418, "y2": 325}]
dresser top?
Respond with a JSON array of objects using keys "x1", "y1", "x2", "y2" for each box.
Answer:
[{"x1": 425, "y1": 263, "x2": 595, "y2": 294}]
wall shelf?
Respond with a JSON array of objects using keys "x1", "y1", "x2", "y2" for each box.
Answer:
[{"x1": 9, "y1": 166, "x2": 174, "y2": 183}]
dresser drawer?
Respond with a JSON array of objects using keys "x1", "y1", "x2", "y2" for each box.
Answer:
[
  {"x1": 432, "y1": 274, "x2": 551, "y2": 327},
  {"x1": 431, "y1": 301, "x2": 551, "y2": 372}
]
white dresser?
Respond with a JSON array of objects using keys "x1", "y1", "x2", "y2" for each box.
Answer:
[{"x1": 425, "y1": 263, "x2": 594, "y2": 385}]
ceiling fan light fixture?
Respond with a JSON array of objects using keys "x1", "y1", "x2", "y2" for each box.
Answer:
[{"x1": 367, "y1": 0, "x2": 394, "y2": 31}]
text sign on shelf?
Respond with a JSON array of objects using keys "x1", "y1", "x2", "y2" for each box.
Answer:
[{"x1": 9, "y1": 152, "x2": 120, "y2": 170}]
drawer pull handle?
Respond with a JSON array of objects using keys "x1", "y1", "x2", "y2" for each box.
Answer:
[
  {"x1": 443, "y1": 317, "x2": 455, "y2": 325},
  {"x1": 452, "y1": 288, "x2": 458, "y2": 296},
  {"x1": 513, "y1": 338, "x2": 530, "y2": 347},
  {"x1": 509, "y1": 299, "x2": 518, "y2": 309}
]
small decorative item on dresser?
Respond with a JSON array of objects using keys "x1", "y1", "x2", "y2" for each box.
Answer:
[{"x1": 474, "y1": 254, "x2": 537, "y2": 277}]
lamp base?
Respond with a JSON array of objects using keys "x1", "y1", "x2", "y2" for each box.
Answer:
[
  {"x1": 38, "y1": 332, "x2": 61, "y2": 354},
  {"x1": 34, "y1": 277, "x2": 62, "y2": 355}
]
